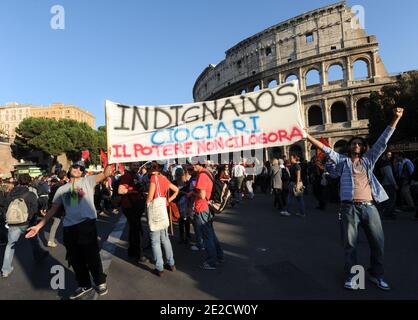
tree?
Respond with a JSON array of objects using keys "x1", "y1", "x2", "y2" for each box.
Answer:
[
  {"x1": 13, "y1": 118, "x2": 108, "y2": 168},
  {"x1": 367, "y1": 71, "x2": 418, "y2": 144}
]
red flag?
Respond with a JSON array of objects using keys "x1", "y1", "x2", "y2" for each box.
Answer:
[
  {"x1": 81, "y1": 150, "x2": 90, "y2": 161},
  {"x1": 100, "y1": 149, "x2": 108, "y2": 167},
  {"x1": 316, "y1": 137, "x2": 330, "y2": 160}
]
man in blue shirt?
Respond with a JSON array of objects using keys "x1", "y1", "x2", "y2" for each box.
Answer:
[{"x1": 305, "y1": 107, "x2": 404, "y2": 291}]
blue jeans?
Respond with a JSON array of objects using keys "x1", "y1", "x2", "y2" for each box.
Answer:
[
  {"x1": 192, "y1": 217, "x2": 205, "y2": 250},
  {"x1": 149, "y1": 228, "x2": 175, "y2": 272},
  {"x1": 380, "y1": 185, "x2": 397, "y2": 217},
  {"x1": 2, "y1": 224, "x2": 48, "y2": 274},
  {"x1": 341, "y1": 203, "x2": 384, "y2": 277},
  {"x1": 194, "y1": 210, "x2": 224, "y2": 267},
  {"x1": 284, "y1": 183, "x2": 306, "y2": 215}
]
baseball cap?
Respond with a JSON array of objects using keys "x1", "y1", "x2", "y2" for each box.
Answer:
[{"x1": 71, "y1": 161, "x2": 86, "y2": 171}]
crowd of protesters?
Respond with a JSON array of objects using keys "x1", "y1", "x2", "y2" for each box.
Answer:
[{"x1": 1, "y1": 107, "x2": 417, "y2": 297}]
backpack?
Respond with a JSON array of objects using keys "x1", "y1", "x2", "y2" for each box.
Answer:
[
  {"x1": 36, "y1": 181, "x2": 49, "y2": 196},
  {"x1": 200, "y1": 171, "x2": 232, "y2": 215},
  {"x1": 6, "y1": 197, "x2": 29, "y2": 225},
  {"x1": 281, "y1": 168, "x2": 290, "y2": 182}
]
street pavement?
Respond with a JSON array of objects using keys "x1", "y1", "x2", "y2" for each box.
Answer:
[{"x1": 1, "y1": 191, "x2": 418, "y2": 300}]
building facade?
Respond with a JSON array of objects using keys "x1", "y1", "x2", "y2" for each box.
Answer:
[
  {"x1": 0, "y1": 102, "x2": 95, "y2": 140},
  {"x1": 192, "y1": 1, "x2": 398, "y2": 160}
]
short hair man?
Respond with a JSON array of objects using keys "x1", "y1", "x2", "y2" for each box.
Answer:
[{"x1": 189, "y1": 161, "x2": 224, "y2": 269}]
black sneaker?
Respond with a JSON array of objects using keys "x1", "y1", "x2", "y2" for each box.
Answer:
[
  {"x1": 97, "y1": 283, "x2": 108, "y2": 296},
  {"x1": 69, "y1": 287, "x2": 94, "y2": 300}
]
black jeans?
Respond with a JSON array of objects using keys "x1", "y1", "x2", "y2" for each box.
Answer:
[
  {"x1": 273, "y1": 188, "x2": 284, "y2": 209},
  {"x1": 312, "y1": 182, "x2": 326, "y2": 210},
  {"x1": 63, "y1": 219, "x2": 106, "y2": 288},
  {"x1": 122, "y1": 207, "x2": 144, "y2": 259},
  {"x1": 179, "y1": 217, "x2": 191, "y2": 242}
]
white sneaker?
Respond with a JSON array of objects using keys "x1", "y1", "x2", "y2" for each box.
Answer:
[
  {"x1": 48, "y1": 241, "x2": 57, "y2": 248},
  {"x1": 280, "y1": 211, "x2": 291, "y2": 216}
]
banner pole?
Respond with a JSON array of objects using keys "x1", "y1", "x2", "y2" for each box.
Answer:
[{"x1": 104, "y1": 100, "x2": 111, "y2": 165}]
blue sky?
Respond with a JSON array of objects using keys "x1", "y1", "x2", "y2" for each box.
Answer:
[{"x1": 1, "y1": 0, "x2": 417, "y2": 127}]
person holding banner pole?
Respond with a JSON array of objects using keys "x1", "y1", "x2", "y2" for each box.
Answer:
[{"x1": 304, "y1": 107, "x2": 404, "y2": 291}]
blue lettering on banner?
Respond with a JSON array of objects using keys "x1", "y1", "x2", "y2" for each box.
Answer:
[
  {"x1": 149, "y1": 116, "x2": 261, "y2": 145},
  {"x1": 191, "y1": 125, "x2": 205, "y2": 140}
]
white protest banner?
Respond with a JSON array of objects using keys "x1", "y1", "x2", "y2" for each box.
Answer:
[{"x1": 105, "y1": 80, "x2": 306, "y2": 163}]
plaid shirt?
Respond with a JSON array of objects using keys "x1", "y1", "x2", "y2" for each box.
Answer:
[{"x1": 322, "y1": 126, "x2": 395, "y2": 203}]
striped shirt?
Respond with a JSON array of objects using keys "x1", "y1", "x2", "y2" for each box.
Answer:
[{"x1": 322, "y1": 126, "x2": 395, "y2": 203}]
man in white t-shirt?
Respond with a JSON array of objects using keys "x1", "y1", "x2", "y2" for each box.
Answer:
[{"x1": 231, "y1": 162, "x2": 246, "y2": 203}]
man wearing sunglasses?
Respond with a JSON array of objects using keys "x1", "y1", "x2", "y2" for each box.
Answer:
[
  {"x1": 26, "y1": 160, "x2": 114, "y2": 300},
  {"x1": 305, "y1": 107, "x2": 404, "y2": 291}
]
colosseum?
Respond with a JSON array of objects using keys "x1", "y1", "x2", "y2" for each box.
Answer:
[{"x1": 193, "y1": 1, "x2": 398, "y2": 161}]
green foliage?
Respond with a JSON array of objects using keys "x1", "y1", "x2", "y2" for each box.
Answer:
[
  {"x1": 14, "y1": 118, "x2": 107, "y2": 165},
  {"x1": 367, "y1": 72, "x2": 418, "y2": 144}
]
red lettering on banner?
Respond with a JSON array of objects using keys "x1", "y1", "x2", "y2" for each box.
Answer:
[
  {"x1": 268, "y1": 133, "x2": 278, "y2": 143},
  {"x1": 215, "y1": 137, "x2": 224, "y2": 149},
  {"x1": 174, "y1": 144, "x2": 182, "y2": 156},
  {"x1": 119, "y1": 127, "x2": 304, "y2": 161},
  {"x1": 260, "y1": 133, "x2": 268, "y2": 144},
  {"x1": 225, "y1": 137, "x2": 235, "y2": 148},
  {"x1": 278, "y1": 130, "x2": 290, "y2": 142},
  {"x1": 163, "y1": 145, "x2": 173, "y2": 157},
  {"x1": 289, "y1": 126, "x2": 304, "y2": 140},
  {"x1": 197, "y1": 141, "x2": 207, "y2": 153},
  {"x1": 112, "y1": 145, "x2": 123, "y2": 157},
  {"x1": 122, "y1": 144, "x2": 131, "y2": 158},
  {"x1": 134, "y1": 144, "x2": 142, "y2": 157},
  {"x1": 207, "y1": 141, "x2": 215, "y2": 151},
  {"x1": 184, "y1": 142, "x2": 193, "y2": 154}
]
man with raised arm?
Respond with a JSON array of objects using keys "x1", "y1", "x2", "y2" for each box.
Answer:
[
  {"x1": 26, "y1": 161, "x2": 114, "y2": 299},
  {"x1": 305, "y1": 107, "x2": 404, "y2": 291}
]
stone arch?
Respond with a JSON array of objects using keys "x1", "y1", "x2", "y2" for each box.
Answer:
[
  {"x1": 327, "y1": 63, "x2": 344, "y2": 82},
  {"x1": 352, "y1": 58, "x2": 370, "y2": 80},
  {"x1": 267, "y1": 79, "x2": 278, "y2": 88},
  {"x1": 356, "y1": 97, "x2": 370, "y2": 120},
  {"x1": 334, "y1": 139, "x2": 348, "y2": 154},
  {"x1": 284, "y1": 73, "x2": 298, "y2": 83},
  {"x1": 305, "y1": 68, "x2": 321, "y2": 87},
  {"x1": 307, "y1": 105, "x2": 323, "y2": 126},
  {"x1": 330, "y1": 101, "x2": 348, "y2": 123}
]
